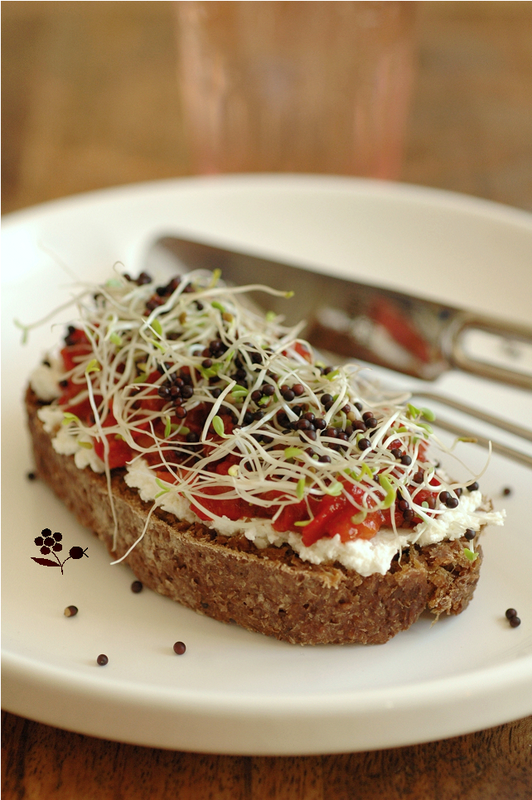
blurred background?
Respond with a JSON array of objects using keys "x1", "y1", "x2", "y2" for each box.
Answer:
[{"x1": 2, "y1": 1, "x2": 532, "y2": 215}]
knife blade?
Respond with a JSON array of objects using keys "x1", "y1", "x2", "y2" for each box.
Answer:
[{"x1": 152, "y1": 235, "x2": 532, "y2": 389}]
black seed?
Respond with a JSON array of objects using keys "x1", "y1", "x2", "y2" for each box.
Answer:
[
  {"x1": 64, "y1": 605, "x2": 78, "y2": 617},
  {"x1": 445, "y1": 496, "x2": 459, "y2": 509},
  {"x1": 300, "y1": 429, "x2": 317, "y2": 442},
  {"x1": 467, "y1": 482, "x2": 479, "y2": 492},
  {"x1": 211, "y1": 388, "x2": 222, "y2": 398},
  {"x1": 439, "y1": 491, "x2": 450, "y2": 504},
  {"x1": 136, "y1": 272, "x2": 152, "y2": 285},
  {"x1": 358, "y1": 438, "x2": 371, "y2": 451},
  {"x1": 282, "y1": 389, "x2": 295, "y2": 402},
  {"x1": 509, "y1": 616, "x2": 521, "y2": 628},
  {"x1": 391, "y1": 448, "x2": 402, "y2": 459},
  {"x1": 173, "y1": 641, "x2": 186, "y2": 655},
  {"x1": 251, "y1": 390, "x2": 262, "y2": 403},
  {"x1": 464, "y1": 529, "x2": 475, "y2": 541},
  {"x1": 400, "y1": 455, "x2": 412, "y2": 466},
  {"x1": 181, "y1": 385, "x2": 194, "y2": 399},
  {"x1": 292, "y1": 405, "x2": 303, "y2": 417},
  {"x1": 97, "y1": 654, "x2": 109, "y2": 666},
  {"x1": 314, "y1": 418, "x2": 327, "y2": 430},
  {"x1": 243, "y1": 412, "x2": 254, "y2": 425},
  {"x1": 413, "y1": 471, "x2": 424, "y2": 484},
  {"x1": 253, "y1": 410, "x2": 265, "y2": 421},
  {"x1": 27, "y1": 471, "x2": 37, "y2": 481},
  {"x1": 456, "y1": 487, "x2": 463, "y2": 497},
  {"x1": 59, "y1": 380, "x2": 69, "y2": 388},
  {"x1": 175, "y1": 407, "x2": 187, "y2": 419},
  {"x1": 398, "y1": 500, "x2": 409, "y2": 512},
  {"x1": 262, "y1": 384, "x2": 275, "y2": 396},
  {"x1": 321, "y1": 394, "x2": 333, "y2": 406},
  {"x1": 364, "y1": 417, "x2": 378, "y2": 429},
  {"x1": 319, "y1": 454, "x2": 332, "y2": 463},
  {"x1": 403, "y1": 509, "x2": 413, "y2": 522},
  {"x1": 354, "y1": 402, "x2": 363, "y2": 411},
  {"x1": 505, "y1": 608, "x2": 518, "y2": 619},
  {"x1": 362, "y1": 411, "x2": 374, "y2": 421},
  {"x1": 186, "y1": 431, "x2": 199, "y2": 443},
  {"x1": 202, "y1": 358, "x2": 213, "y2": 368},
  {"x1": 131, "y1": 580, "x2": 143, "y2": 593},
  {"x1": 503, "y1": 486, "x2": 512, "y2": 496},
  {"x1": 292, "y1": 384, "x2": 305, "y2": 396},
  {"x1": 297, "y1": 419, "x2": 311, "y2": 430}
]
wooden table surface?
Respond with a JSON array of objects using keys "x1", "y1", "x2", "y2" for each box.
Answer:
[{"x1": 2, "y1": 2, "x2": 532, "y2": 798}]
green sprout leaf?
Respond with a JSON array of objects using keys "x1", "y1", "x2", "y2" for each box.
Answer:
[
  {"x1": 211, "y1": 301, "x2": 225, "y2": 313},
  {"x1": 151, "y1": 319, "x2": 163, "y2": 337},
  {"x1": 296, "y1": 478, "x2": 305, "y2": 501},
  {"x1": 378, "y1": 474, "x2": 396, "y2": 509},
  {"x1": 62, "y1": 412, "x2": 81, "y2": 426},
  {"x1": 265, "y1": 311, "x2": 276, "y2": 322},
  {"x1": 407, "y1": 403, "x2": 420, "y2": 418},
  {"x1": 154, "y1": 477, "x2": 171, "y2": 498},
  {"x1": 351, "y1": 510, "x2": 367, "y2": 524},
  {"x1": 464, "y1": 548, "x2": 478, "y2": 562},
  {"x1": 294, "y1": 519, "x2": 311, "y2": 527},
  {"x1": 164, "y1": 416, "x2": 172, "y2": 439},
  {"x1": 77, "y1": 440, "x2": 93, "y2": 449},
  {"x1": 228, "y1": 464, "x2": 239, "y2": 477},
  {"x1": 325, "y1": 481, "x2": 343, "y2": 497},
  {"x1": 209, "y1": 269, "x2": 221, "y2": 288},
  {"x1": 212, "y1": 416, "x2": 226, "y2": 437},
  {"x1": 351, "y1": 462, "x2": 374, "y2": 482},
  {"x1": 85, "y1": 358, "x2": 100, "y2": 374},
  {"x1": 231, "y1": 385, "x2": 248, "y2": 400},
  {"x1": 421, "y1": 406, "x2": 436, "y2": 422},
  {"x1": 284, "y1": 291, "x2": 295, "y2": 299},
  {"x1": 284, "y1": 447, "x2": 303, "y2": 460},
  {"x1": 110, "y1": 332, "x2": 122, "y2": 347}
]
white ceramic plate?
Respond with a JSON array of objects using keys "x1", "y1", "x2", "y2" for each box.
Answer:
[{"x1": 2, "y1": 175, "x2": 532, "y2": 755}]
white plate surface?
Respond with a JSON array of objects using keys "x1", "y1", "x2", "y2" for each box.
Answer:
[{"x1": 2, "y1": 175, "x2": 532, "y2": 755}]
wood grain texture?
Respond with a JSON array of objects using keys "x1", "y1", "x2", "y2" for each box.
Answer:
[
  {"x1": 2, "y1": 2, "x2": 531, "y2": 798},
  {"x1": 2, "y1": 712, "x2": 532, "y2": 800}
]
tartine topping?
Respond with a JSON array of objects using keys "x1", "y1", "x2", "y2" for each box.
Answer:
[{"x1": 27, "y1": 268, "x2": 503, "y2": 564}]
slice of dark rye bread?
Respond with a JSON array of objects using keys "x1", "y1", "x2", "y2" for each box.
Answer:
[{"x1": 26, "y1": 387, "x2": 484, "y2": 645}]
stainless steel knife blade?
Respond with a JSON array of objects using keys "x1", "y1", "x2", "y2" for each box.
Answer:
[{"x1": 153, "y1": 235, "x2": 532, "y2": 389}]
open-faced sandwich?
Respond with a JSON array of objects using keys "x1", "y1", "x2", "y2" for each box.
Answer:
[{"x1": 25, "y1": 268, "x2": 504, "y2": 644}]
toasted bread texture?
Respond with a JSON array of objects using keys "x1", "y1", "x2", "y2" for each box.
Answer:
[{"x1": 26, "y1": 387, "x2": 484, "y2": 645}]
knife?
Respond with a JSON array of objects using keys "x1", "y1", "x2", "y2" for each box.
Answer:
[{"x1": 152, "y1": 235, "x2": 532, "y2": 390}]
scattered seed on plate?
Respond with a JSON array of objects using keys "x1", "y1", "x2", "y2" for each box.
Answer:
[
  {"x1": 502, "y1": 487, "x2": 512, "y2": 496},
  {"x1": 131, "y1": 580, "x2": 143, "y2": 593},
  {"x1": 97, "y1": 654, "x2": 109, "y2": 666},
  {"x1": 64, "y1": 605, "x2": 78, "y2": 617},
  {"x1": 173, "y1": 641, "x2": 186, "y2": 655},
  {"x1": 505, "y1": 609, "x2": 521, "y2": 628},
  {"x1": 26, "y1": 471, "x2": 37, "y2": 481}
]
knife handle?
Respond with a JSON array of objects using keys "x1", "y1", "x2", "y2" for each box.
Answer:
[{"x1": 449, "y1": 315, "x2": 532, "y2": 389}]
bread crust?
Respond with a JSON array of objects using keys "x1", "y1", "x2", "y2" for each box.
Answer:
[{"x1": 26, "y1": 387, "x2": 483, "y2": 645}]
